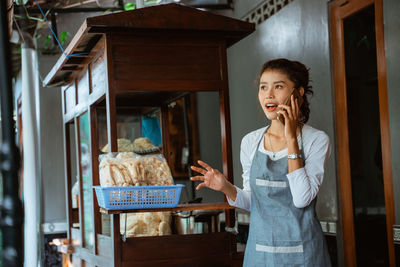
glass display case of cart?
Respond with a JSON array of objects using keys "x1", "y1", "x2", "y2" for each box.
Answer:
[
  {"x1": 96, "y1": 97, "x2": 194, "y2": 172},
  {"x1": 96, "y1": 92, "x2": 222, "y2": 192}
]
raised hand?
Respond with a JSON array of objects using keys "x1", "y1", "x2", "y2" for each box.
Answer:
[
  {"x1": 277, "y1": 95, "x2": 300, "y2": 141},
  {"x1": 190, "y1": 160, "x2": 227, "y2": 191}
]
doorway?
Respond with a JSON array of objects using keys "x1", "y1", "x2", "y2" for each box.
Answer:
[{"x1": 330, "y1": 0, "x2": 395, "y2": 266}]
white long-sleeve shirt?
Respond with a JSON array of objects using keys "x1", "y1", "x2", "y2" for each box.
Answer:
[{"x1": 227, "y1": 124, "x2": 331, "y2": 211}]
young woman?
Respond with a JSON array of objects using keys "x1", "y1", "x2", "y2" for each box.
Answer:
[{"x1": 191, "y1": 58, "x2": 332, "y2": 266}]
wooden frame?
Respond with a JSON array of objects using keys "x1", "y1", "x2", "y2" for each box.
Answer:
[
  {"x1": 219, "y1": 41, "x2": 235, "y2": 226},
  {"x1": 62, "y1": 120, "x2": 73, "y2": 241},
  {"x1": 89, "y1": 106, "x2": 101, "y2": 255},
  {"x1": 330, "y1": 0, "x2": 395, "y2": 266},
  {"x1": 163, "y1": 93, "x2": 200, "y2": 179}
]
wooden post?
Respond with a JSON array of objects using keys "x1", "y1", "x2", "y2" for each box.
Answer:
[
  {"x1": 89, "y1": 106, "x2": 101, "y2": 255},
  {"x1": 111, "y1": 214, "x2": 121, "y2": 267},
  {"x1": 62, "y1": 87, "x2": 73, "y2": 241}
]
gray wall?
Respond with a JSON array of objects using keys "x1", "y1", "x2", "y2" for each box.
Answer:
[
  {"x1": 178, "y1": 92, "x2": 225, "y2": 203},
  {"x1": 384, "y1": 0, "x2": 400, "y2": 224},
  {"x1": 194, "y1": 92, "x2": 225, "y2": 202},
  {"x1": 228, "y1": 0, "x2": 338, "y2": 221},
  {"x1": 39, "y1": 62, "x2": 65, "y2": 225}
]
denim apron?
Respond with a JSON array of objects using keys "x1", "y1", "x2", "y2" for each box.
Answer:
[{"x1": 243, "y1": 127, "x2": 331, "y2": 267}]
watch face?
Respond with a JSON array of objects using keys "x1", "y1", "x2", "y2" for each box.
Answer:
[{"x1": 288, "y1": 153, "x2": 300, "y2": 159}]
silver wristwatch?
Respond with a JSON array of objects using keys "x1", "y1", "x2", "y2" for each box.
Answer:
[{"x1": 288, "y1": 153, "x2": 302, "y2": 160}]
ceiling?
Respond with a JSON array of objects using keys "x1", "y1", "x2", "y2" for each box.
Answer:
[
  {"x1": 11, "y1": 0, "x2": 233, "y2": 43},
  {"x1": 17, "y1": 0, "x2": 233, "y2": 12},
  {"x1": 8, "y1": 0, "x2": 233, "y2": 77}
]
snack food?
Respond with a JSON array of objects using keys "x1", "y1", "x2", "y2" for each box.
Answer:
[
  {"x1": 101, "y1": 138, "x2": 132, "y2": 153},
  {"x1": 132, "y1": 137, "x2": 156, "y2": 150},
  {"x1": 98, "y1": 145, "x2": 175, "y2": 238},
  {"x1": 120, "y1": 212, "x2": 172, "y2": 237},
  {"x1": 116, "y1": 152, "x2": 135, "y2": 159},
  {"x1": 99, "y1": 153, "x2": 174, "y2": 187}
]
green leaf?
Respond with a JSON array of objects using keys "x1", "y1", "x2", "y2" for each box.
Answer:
[
  {"x1": 44, "y1": 34, "x2": 52, "y2": 50},
  {"x1": 59, "y1": 32, "x2": 69, "y2": 46},
  {"x1": 124, "y1": 2, "x2": 136, "y2": 10},
  {"x1": 34, "y1": 34, "x2": 42, "y2": 40}
]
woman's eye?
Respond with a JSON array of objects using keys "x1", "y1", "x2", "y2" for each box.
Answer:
[
  {"x1": 275, "y1": 85, "x2": 283, "y2": 89},
  {"x1": 260, "y1": 85, "x2": 267, "y2": 90}
]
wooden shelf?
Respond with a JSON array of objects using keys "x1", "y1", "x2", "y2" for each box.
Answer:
[{"x1": 99, "y1": 202, "x2": 234, "y2": 214}]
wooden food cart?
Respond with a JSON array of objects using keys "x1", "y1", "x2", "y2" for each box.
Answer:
[{"x1": 44, "y1": 4, "x2": 254, "y2": 267}]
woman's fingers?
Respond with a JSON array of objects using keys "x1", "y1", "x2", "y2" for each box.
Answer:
[
  {"x1": 278, "y1": 105, "x2": 291, "y2": 119},
  {"x1": 190, "y1": 176, "x2": 205, "y2": 181},
  {"x1": 197, "y1": 160, "x2": 213, "y2": 171},
  {"x1": 277, "y1": 110, "x2": 289, "y2": 121},
  {"x1": 190, "y1": 165, "x2": 207, "y2": 175},
  {"x1": 191, "y1": 160, "x2": 225, "y2": 191},
  {"x1": 191, "y1": 160, "x2": 213, "y2": 176},
  {"x1": 196, "y1": 182, "x2": 208, "y2": 191},
  {"x1": 279, "y1": 104, "x2": 293, "y2": 120},
  {"x1": 291, "y1": 95, "x2": 297, "y2": 117}
]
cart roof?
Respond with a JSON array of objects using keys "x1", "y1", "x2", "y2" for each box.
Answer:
[{"x1": 43, "y1": 3, "x2": 255, "y2": 87}]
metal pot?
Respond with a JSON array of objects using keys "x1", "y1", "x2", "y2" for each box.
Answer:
[{"x1": 173, "y1": 210, "x2": 222, "y2": 235}]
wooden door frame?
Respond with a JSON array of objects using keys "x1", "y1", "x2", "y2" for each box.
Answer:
[{"x1": 330, "y1": 0, "x2": 395, "y2": 266}]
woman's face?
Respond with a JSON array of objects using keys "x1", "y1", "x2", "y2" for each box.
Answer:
[{"x1": 258, "y1": 69, "x2": 296, "y2": 121}]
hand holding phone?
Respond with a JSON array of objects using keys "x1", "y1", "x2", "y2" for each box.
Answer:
[{"x1": 277, "y1": 88, "x2": 303, "y2": 124}]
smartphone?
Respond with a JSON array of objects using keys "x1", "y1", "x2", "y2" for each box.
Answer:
[{"x1": 277, "y1": 88, "x2": 304, "y2": 123}]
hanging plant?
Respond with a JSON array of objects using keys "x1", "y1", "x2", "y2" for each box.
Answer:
[
  {"x1": 15, "y1": 0, "x2": 29, "y2": 5},
  {"x1": 34, "y1": 31, "x2": 70, "y2": 54}
]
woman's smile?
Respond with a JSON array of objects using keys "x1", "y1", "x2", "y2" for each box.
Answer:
[{"x1": 265, "y1": 103, "x2": 278, "y2": 112}]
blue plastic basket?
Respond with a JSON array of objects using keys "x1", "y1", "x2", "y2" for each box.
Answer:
[{"x1": 93, "y1": 184, "x2": 184, "y2": 210}]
